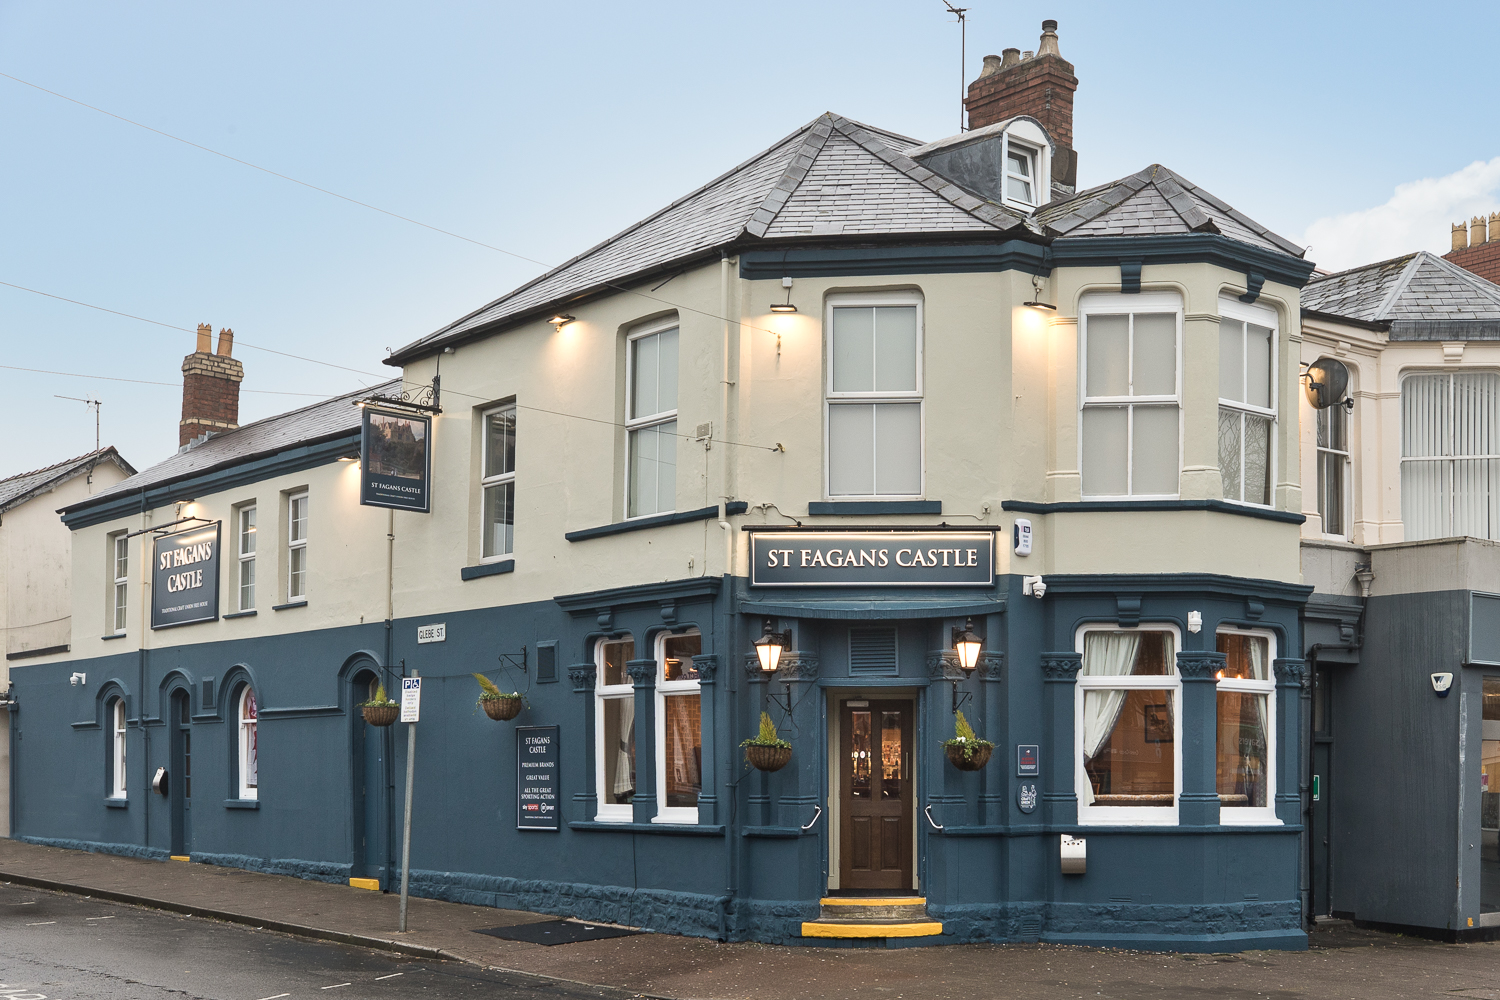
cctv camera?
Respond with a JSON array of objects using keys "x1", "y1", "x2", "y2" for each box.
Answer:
[
  {"x1": 1032, "y1": 580, "x2": 1047, "y2": 599},
  {"x1": 1023, "y1": 575, "x2": 1046, "y2": 599}
]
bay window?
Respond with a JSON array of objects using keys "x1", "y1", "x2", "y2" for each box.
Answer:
[
  {"x1": 1075, "y1": 627, "x2": 1180, "y2": 824},
  {"x1": 481, "y1": 404, "x2": 516, "y2": 558},
  {"x1": 595, "y1": 637, "x2": 636, "y2": 822},
  {"x1": 655, "y1": 631, "x2": 702, "y2": 823},
  {"x1": 627, "y1": 321, "x2": 679, "y2": 518},
  {"x1": 1219, "y1": 300, "x2": 1277, "y2": 505},
  {"x1": 1317, "y1": 402, "x2": 1350, "y2": 537},
  {"x1": 1401, "y1": 371, "x2": 1500, "y2": 541},
  {"x1": 1215, "y1": 630, "x2": 1277, "y2": 823},
  {"x1": 826, "y1": 296, "x2": 923, "y2": 498},
  {"x1": 1079, "y1": 293, "x2": 1181, "y2": 498}
]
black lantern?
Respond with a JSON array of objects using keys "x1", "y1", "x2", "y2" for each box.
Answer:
[
  {"x1": 953, "y1": 617, "x2": 982, "y2": 673},
  {"x1": 754, "y1": 619, "x2": 792, "y2": 673}
]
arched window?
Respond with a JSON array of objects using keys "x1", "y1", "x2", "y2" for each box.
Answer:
[
  {"x1": 110, "y1": 698, "x2": 127, "y2": 798},
  {"x1": 237, "y1": 686, "x2": 258, "y2": 800}
]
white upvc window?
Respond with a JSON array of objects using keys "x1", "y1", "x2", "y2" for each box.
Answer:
[
  {"x1": 237, "y1": 685, "x2": 258, "y2": 800},
  {"x1": 1004, "y1": 137, "x2": 1040, "y2": 207},
  {"x1": 1316, "y1": 402, "x2": 1350, "y2": 537},
  {"x1": 1400, "y1": 370, "x2": 1500, "y2": 541},
  {"x1": 237, "y1": 504, "x2": 256, "y2": 611},
  {"x1": 1215, "y1": 629, "x2": 1278, "y2": 825},
  {"x1": 287, "y1": 492, "x2": 308, "y2": 601},
  {"x1": 826, "y1": 294, "x2": 923, "y2": 498},
  {"x1": 110, "y1": 697, "x2": 127, "y2": 798},
  {"x1": 594, "y1": 637, "x2": 637, "y2": 823},
  {"x1": 1219, "y1": 298, "x2": 1278, "y2": 506},
  {"x1": 1079, "y1": 292, "x2": 1182, "y2": 498},
  {"x1": 654, "y1": 630, "x2": 703, "y2": 824},
  {"x1": 1075, "y1": 625, "x2": 1182, "y2": 826},
  {"x1": 111, "y1": 533, "x2": 129, "y2": 634},
  {"x1": 626, "y1": 320, "x2": 679, "y2": 518},
  {"x1": 481, "y1": 404, "x2": 516, "y2": 559}
]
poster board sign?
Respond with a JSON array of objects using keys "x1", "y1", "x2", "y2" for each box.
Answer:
[
  {"x1": 151, "y1": 522, "x2": 221, "y2": 629},
  {"x1": 360, "y1": 407, "x2": 431, "y2": 512},
  {"x1": 517, "y1": 726, "x2": 560, "y2": 830},
  {"x1": 749, "y1": 531, "x2": 995, "y2": 587}
]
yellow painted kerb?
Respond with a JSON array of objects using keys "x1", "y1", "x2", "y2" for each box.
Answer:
[
  {"x1": 801, "y1": 921, "x2": 943, "y2": 939},
  {"x1": 818, "y1": 897, "x2": 926, "y2": 907},
  {"x1": 169, "y1": 855, "x2": 191, "y2": 862},
  {"x1": 349, "y1": 877, "x2": 381, "y2": 891}
]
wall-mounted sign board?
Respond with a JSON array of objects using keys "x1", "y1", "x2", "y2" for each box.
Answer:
[
  {"x1": 400, "y1": 677, "x2": 422, "y2": 723},
  {"x1": 517, "y1": 726, "x2": 560, "y2": 830},
  {"x1": 417, "y1": 623, "x2": 446, "y2": 644},
  {"x1": 151, "y1": 522, "x2": 221, "y2": 629},
  {"x1": 360, "y1": 407, "x2": 431, "y2": 513},
  {"x1": 748, "y1": 531, "x2": 995, "y2": 587}
]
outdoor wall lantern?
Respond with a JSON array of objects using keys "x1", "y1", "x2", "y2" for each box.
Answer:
[
  {"x1": 770, "y1": 276, "x2": 797, "y2": 313},
  {"x1": 950, "y1": 618, "x2": 982, "y2": 713},
  {"x1": 1023, "y1": 273, "x2": 1056, "y2": 311},
  {"x1": 754, "y1": 618, "x2": 792, "y2": 673},
  {"x1": 548, "y1": 313, "x2": 576, "y2": 328}
]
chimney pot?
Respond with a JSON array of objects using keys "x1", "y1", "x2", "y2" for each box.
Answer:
[
  {"x1": 1038, "y1": 20, "x2": 1061, "y2": 57},
  {"x1": 979, "y1": 53, "x2": 1003, "y2": 77},
  {"x1": 196, "y1": 322, "x2": 212, "y2": 354},
  {"x1": 1453, "y1": 222, "x2": 1468, "y2": 251},
  {"x1": 1042, "y1": 19, "x2": 1058, "y2": 31},
  {"x1": 965, "y1": 23, "x2": 1078, "y2": 189},
  {"x1": 1473, "y1": 216, "x2": 1488, "y2": 248},
  {"x1": 1021, "y1": 50, "x2": 1034, "y2": 61},
  {"x1": 180, "y1": 323, "x2": 245, "y2": 447},
  {"x1": 1490, "y1": 212, "x2": 1500, "y2": 244},
  {"x1": 216, "y1": 327, "x2": 235, "y2": 358},
  {"x1": 1000, "y1": 47, "x2": 1021, "y2": 69}
]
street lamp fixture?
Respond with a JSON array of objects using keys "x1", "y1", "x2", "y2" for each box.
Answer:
[
  {"x1": 754, "y1": 619, "x2": 792, "y2": 673},
  {"x1": 953, "y1": 617, "x2": 982, "y2": 673}
]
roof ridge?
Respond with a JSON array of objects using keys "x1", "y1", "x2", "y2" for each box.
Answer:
[
  {"x1": 1372, "y1": 253, "x2": 1427, "y2": 321},
  {"x1": 1423, "y1": 250, "x2": 1500, "y2": 299},
  {"x1": 744, "y1": 114, "x2": 837, "y2": 239},
  {"x1": 0, "y1": 447, "x2": 115, "y2": 487},
  {"x1": 1153, "y1": 165, "x2": 1304, "y2": 257},
  {"x1": 1148, "y1": 169, "x2": 1216, "y2": 233},
  {"x1": 195, "y1": 379, "x2": 399, "y2": 445},
  {"x1": 1304, "y1": 252, "x2": 1418, "y2": 285}
]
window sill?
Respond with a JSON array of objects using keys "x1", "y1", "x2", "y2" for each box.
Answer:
[
  {"x1": 1002, "y1": 499, "x2": 1306, "y2": 525},
  {"x1": 101, "y1": 633, "x2": 128, "y2": 641},
  {"x1": 271, "y1": 601, "x2": 308, "y2": 612},
  {"x1": 461, "y1": 559, "x2": 514, "y2": 581},
  {"x1": 809, "y1": 500, "x2": 941, "y2": 515},
  {"x1": 224, "y1": 610, "x2": 258, "y2": 620},
  {"x1": 225, "y1": 798, "x2": 259, "y2": 810},
  {"x1": 104, "y1": 797, "x2": 128, "y2": 809},
  {"x1": 1218, "y1": 812, "x2": 1282, "y2": 826},
  {"x1": 565, "y1": 501, "x2": 747, "y2": 542},
  {"x1": 568, "y1": 820, "x2": 724, "y2": 836}
]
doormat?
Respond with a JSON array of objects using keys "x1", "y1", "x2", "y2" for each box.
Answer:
[{"x1": 473, "y1": 919, "x2": 641, "y2": 946}]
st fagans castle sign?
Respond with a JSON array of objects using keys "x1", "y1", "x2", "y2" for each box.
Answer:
[
  {"x1": 748, "y1": 529, "x2": 997, "y2": 587},
  {"x1": 151, "y1": 522, "x2": 221, "y2": 628}
]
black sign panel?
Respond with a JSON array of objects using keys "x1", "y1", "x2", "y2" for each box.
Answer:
[
  {"x1": 1017, "y1": 744, "x2": 1040, "y2": 776},
  {"x1": 517, "y1": 725, "x2": 560, "y2": 830},
  {"x1": 151, "y1": 522, "x2": 221, "y2": 629},
  {"x1": 360, "y1": 408, "x2": 431, "y2": 512},
  {"x1": 749, "y1": 531, "x2": 995, "y2": 587}
]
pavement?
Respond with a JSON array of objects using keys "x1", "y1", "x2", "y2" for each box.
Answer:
[{"x1": 3, "y1": 838, "x2": 1499, "y2": 1000}]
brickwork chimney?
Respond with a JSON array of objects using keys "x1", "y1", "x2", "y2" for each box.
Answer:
[
  {"x1": 964, "y1": 19, "x2": 1079, "y2": 193},
  {"x1": 180, "y1": 325, "x2": 244, "y2": 447},
  {"x1": 1444, "y1": 212, "x2": 1500, "y2": 285}
]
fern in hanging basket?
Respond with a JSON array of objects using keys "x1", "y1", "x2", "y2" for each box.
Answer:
[
  {"x1": 474, "y1": 673, "x2": 523, "y2": 720},
  {"x1": 360, "y1": 684, "x2": 400, "y2": 727},
  {"x1": 742, "y1": 711, "x2": 792, "y2": 771},
  {"x1": 942, "y1": 710, "x2": 993, "y2": 770}
]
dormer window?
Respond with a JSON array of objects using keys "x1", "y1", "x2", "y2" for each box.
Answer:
[{"x1": 1006, "y1": 143, "x2": 1037, "y2": 205}]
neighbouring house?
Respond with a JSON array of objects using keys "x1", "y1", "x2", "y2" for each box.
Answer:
[
  {"x1": 1447, "y1": 213, "x2": 1500, "y2": 285},
  {"x1": 1299, "y1": 246, "x2": 1500, "y2": 938},
  {"x1": 0, "y1": 446, "x2": 135, "y2": 837},
  {"x1": 13, "y1": 21, "x2": 1327, "y2": 950}
]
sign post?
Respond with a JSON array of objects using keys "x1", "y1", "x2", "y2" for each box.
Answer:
[{"x1": 397, "y1": 673, "x2": 420, "y2": 932}]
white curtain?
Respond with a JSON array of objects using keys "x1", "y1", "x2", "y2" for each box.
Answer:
[
  {"x1": 1080, "y1": 632, "x2": 1141, "y2": 806},
  {"x1": 1249, "y1": 637, "x2": 1268, "y2": 746},
  {"x1": 612, "y1": 698, "x2": 635, "y2": 798}
]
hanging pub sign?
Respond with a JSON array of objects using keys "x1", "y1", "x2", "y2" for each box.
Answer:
[
  {"x1": 151, "y1": 522, "x2": 221, "y2": 629},
  {"x1": 748, "y1": 530, "x2": 996, "y2": 587},
  {"x1": 360, "y1": 407, "x2": 431, "y2": 513},
  {"x1": 517, "y1": 726, "x2": 560, "y2": 831}
]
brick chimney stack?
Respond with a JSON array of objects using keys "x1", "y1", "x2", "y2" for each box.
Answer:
[
  {"x1": 180, "y1": 323, "x2": 244, "y2": 447},
  {"x1": 1444, "y1": 212, "x2": 1500, "y2": 285},
  {"x1": 964, "y1": 19, "x2": 1079, "y2": 195}
]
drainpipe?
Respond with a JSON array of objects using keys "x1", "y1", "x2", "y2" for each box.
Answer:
[
  {"x1": 5, "y1": 692, "x2": 16, "y2": 836},
  {"x1": 718, "y1": 251, "x2": 735, "y2": 576},
  {"x1": 137, "y1": 496, "x2": 152, "y2": 848}
]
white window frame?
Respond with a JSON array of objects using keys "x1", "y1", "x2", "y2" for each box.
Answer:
[
  {"x1": 1215, "y1": 627, "x2": 1280, "y2": 826},
  {"x1": 480, "y1": 403, "x2": 517, "y2": 561},
  {"x1": 237, "y1": 685, "x2": 258, "y2": 801},
  {"x1": 287, "y1": 491, "x2": 308, "y2": 601},
  {"x1": 653, "y1": 629, "x2": 702, "y2": 825},
  {"x1": 1316, "y1": 402, "x2": 1351, "y2": 539},
  {"x1": 1399, "y1": 369, "x2": 1500, "y2": 541},
  {"x1": 593, "y1": 637, "x2": 636, "y2": 823},
  {"x1": 1217, "y1": 296, "x2": 1279, "y2": 508},
  {"x1": 824, "y1": 291, "x2": 926, "y2": 500},
  {"x1": 1074, "y1": 623, "x2": 1183, "y2": 827},
  {"x1": 110, "y1": 532, "x2": 129, "y2": 635},
  {"x1": 236, "y1": 503, "x2": 256, "y2": 611},
  {"x1": 1078, "y1": 291, "x2": 1183, "y2": 499},
  {"x1": 110, "y1": 697, "x2": 127, "y2": 798},
  {"x1": 1001, "y1": 133, "x2": 1041, "y2": 209},
  {"x1": 624, "y1": 318, "x2": 680, "y2": 519}
]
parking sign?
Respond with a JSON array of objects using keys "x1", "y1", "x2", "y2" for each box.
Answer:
[{"x1": 400, "y1": 677, "x2": 421, "y2": 723}]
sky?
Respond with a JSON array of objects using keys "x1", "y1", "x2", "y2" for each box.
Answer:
[{"x1": 3, "y1": 1, "x2": 1499, "y2": 480}]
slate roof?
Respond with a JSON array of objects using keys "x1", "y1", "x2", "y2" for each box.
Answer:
[
  {"x1": 0, "y1": 448, "x2": 135, "y2": 515},
  {"x1": 388, "y1": 117, "x2": 1303, "y2": 364},
  {"x1": 1035, "y1": 164, "x2": 1304, "y2": 256},
  {"x1": 1301, "y1": 251, "x2": 1500, "y2": 338},
  {"x1": 61, "y1": 381, "x2": 399, "y2": 515}
]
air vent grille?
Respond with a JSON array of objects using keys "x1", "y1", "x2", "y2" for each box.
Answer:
[{"x1": 849, "y1": 627, "x2": 898, "y2": 675}]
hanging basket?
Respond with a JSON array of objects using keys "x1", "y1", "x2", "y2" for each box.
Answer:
[
  {"x1": 945, "y1": 742, "x2": 993, "y2": 771},
  {"x1": 745, "y1": 744, "x2": 793, "y2": 772},
  {"x1": 481, "y1": 695, "x2": 523, "y2": 721},
  {"x1": 362, "y1": 704, "x2": 399, "y2": 727}
]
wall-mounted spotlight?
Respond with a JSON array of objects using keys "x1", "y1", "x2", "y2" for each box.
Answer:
[
  {"x1": 770, "y1": 276, "x2": 797, "y2": 313},
  {"x1": 548, "y1": 314, "x2": 576, "y2": 329},
  {"x1": 1024, "y1": 273, "x2": 1056, "y2": 311}
]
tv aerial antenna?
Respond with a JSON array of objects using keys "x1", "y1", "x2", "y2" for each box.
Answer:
[
  {"x1": 55, "y1": 395, "x2": 102, "y2": 452},
  {"x1": 943, "y1": 1, "x2": 970, "y2": 133}
]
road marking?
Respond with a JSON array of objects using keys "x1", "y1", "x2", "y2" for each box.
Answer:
[
  {"x1": 254, "y1": 994, "x2": 291, "y2": 1000},
  {"x1": 25, "y1": 921, "x2": 56, "y2": 926},
  {"x1": 84, "y1": 915, "x2": 116, "y2": 920},
  {"x1": 321, "y1": 984, "x2": 352, "y2": 990},
  {"x1": 374, "y1": 973, "x2": 404, "y2": 980}
]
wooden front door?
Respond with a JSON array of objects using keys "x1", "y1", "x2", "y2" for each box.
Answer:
[{"x1": 839, "y1": 700, "x2": 914, "y2": 890}]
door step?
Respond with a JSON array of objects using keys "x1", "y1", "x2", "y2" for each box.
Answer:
[{"x1": 801, "y1": 897, "x2": 942, "y2": 939}]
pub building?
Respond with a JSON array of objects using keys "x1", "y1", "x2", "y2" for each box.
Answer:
[{"x1": 12, "y1": 23, "x2": 1318, "y2": 950}]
